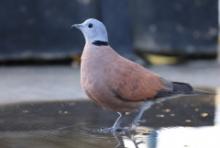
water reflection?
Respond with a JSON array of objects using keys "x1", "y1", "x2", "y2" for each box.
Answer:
[
  {"x1": 116, "y1": 127, "x2": 157, "y2": 148},
  {"x1": 0, "y1": 89, "x2": 218, "y2": 148},
  {"x1": 116, "y1": 125, "x2": 220, "y2": 148},
  {"x1": 215, "y1": 88, "x2": 220, "y2": 125},
  {"x1": 157, "y1": 126, "x2": 220, "y2": 148}
]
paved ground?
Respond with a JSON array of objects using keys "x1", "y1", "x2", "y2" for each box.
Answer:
[
  {"x1": 0, "y1": 60, "x2": 219, "y2": 104},
  {"x1": 0, "y1": 66, "x2": 86, "y2": 104},
  {"x1": 151, "y1": 60, "x2": 220, "y2": 88}
]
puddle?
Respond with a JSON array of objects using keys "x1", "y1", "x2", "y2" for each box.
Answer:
[{"x1": 0, "y1": 89, "x2": 219, "y2": 148}]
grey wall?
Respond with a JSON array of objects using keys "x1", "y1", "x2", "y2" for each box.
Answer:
[
  {"x1": 132, "y1": 0, "x2": 218, "y2": 55},
  {"x1": 0, "y1": 0, "x2": 218, "y2": 60},
  {"x1": 0, "y1": 0, "x2": 98, "y2": 60}
]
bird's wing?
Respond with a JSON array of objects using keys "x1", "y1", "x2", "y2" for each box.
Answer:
[{"x1": 108, "y1": 55, "x2": 172, "y2": 102}]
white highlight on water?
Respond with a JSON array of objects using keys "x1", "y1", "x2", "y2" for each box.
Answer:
[{"x1": 215, "y1": 88, "x2": 220, "y2": 125}]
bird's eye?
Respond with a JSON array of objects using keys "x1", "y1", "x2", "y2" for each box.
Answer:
[{"x1": 88, "y1": 23, "x2": 93, "y2": 28}]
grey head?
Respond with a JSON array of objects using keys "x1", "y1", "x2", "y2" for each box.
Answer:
[{"x1": 72, "y1": 18, "x2": 108, "y2": 44}]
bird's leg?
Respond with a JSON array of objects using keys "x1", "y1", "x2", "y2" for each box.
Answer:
[
  {"x1": 131, "y1": 101, "x2": 154, "y2": 129},
  {"x1": 100, "y1": 112, "x2": 124, "y2": 134},
  {"x1": 111, "y1": 112, "x2": 123, "y2": 132},
  {"x1": 131, "y1": 96, "x2": 179, "y2": 130}
]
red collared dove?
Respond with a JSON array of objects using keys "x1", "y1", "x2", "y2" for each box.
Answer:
[{"x1": 72, "y1": 18, "x2": 193, "y2": 132}]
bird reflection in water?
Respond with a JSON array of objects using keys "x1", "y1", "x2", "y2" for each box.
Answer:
[{"x1": 108, "y1": 126, "x2": 157, "y2": 148}]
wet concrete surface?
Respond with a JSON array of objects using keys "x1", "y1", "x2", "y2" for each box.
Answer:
[
  {"x1": 0, "y1": 94, "x2": 214, "y2": 131},
  {"x1": 0, "y1": 93, "x2": 218, "y2": 148}
]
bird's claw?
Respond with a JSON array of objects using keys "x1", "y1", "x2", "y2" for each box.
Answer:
[
  {"x1": 130, "y1": 123, "x2": 138, "y2": 131},
  {"x1": 99, "y1": 127, "x2": 123, "y2": 134},
  {"x1": 131, "y1": 119, "x2": 141, "y2": 129}
]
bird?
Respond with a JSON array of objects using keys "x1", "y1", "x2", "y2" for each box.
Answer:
[{"x1": 72, "y1": 18, "x2": 194, "y2": 133}]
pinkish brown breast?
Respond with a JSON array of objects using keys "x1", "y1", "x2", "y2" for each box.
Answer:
[{"x1": 80, "y1": 43, "x2": 167, "y2": 112}]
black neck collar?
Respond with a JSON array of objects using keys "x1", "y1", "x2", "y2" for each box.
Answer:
[{"x1": 92, "y1": 40, "x2": 109, "y2": 46}]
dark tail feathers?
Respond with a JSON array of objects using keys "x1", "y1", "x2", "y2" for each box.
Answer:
[
  {"x1": 172, "y1": 82, "x2": 215, "y2": 95},
  {"x1": 154, "y1": 81, "x2": 214, "y2": 99},
  {"x1": 172, "y1": 82, "x2": 193, "y2": 94}
]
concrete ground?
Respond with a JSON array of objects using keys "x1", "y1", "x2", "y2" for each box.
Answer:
[{"x1": 0, "y1": 60, "x2": 219, "y2": 104}]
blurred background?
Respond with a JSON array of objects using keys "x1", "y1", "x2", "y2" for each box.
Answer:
[
  {"x1": 0, "y1": 0, "x2": 219, "y2": 103},
  {"x1": 0, "y1": 1, "x2": 219, "y2": 148},
  {"x1": 0, "y1": 0, "x2": 218, "y2": 63}
]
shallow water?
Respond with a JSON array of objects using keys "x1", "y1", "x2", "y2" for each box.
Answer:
[{"x1": 0, "y1": 90, "x2": 219, "y2": 148}]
